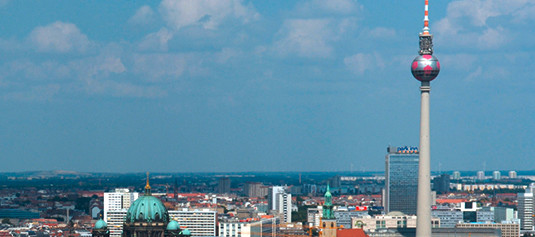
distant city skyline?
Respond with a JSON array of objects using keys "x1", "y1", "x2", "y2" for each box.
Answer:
[{"x1": 1, "y1": 0, "x2": 535, "y2": 172}]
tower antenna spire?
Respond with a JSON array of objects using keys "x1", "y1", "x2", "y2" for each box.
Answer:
[
  {"x1": 423, "y1": 0, "x2": 430, "y2": 35},
  {"x1": 419, "y1": 0, "x2": 434, "y2": 55}
]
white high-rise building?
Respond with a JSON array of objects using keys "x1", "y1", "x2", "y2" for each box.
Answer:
[
  {"x1": 509, "y1": 171, "x2": 517, "y2": 179},
  {"x1": 169, "y1": 209, "x2": 217, "y2": 236},
  {"x1": 104, "y1": 188, "x2": 139, "y2": 237},
  {"x1": 268, "y1": 186, "x2": 292, "y2": 223},
  {"x1": 477, "y1": 171, "x2": 485, "y2": 180},
  {"x1": 268, "y1": 186, "x2": 285, "y2": 210},
  {"x1": 518, "y1": 191, "x2": 534, "y2": 230},
  {"x1": 275, "y1": 192, "x2": 292, "y2": 223},
  {"x1": 452, "y1": 171, "x2": 461, "y2": 180},
  {"x1": 493, "y1": 171, "x2": 501, "y2": 180}
]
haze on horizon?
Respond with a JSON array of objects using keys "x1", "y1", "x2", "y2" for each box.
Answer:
[{"x1": 0, "y1": 0, "x2": 534, "y2": 173}]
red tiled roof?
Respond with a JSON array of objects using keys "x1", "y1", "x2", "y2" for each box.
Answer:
[{"x1": 337, "y1": 229, "x2": 368, "y2": 237}]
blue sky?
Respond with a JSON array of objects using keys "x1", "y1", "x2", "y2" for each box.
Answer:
[{"x1": 0, "y1": 0, "x2": 534, "y2": 172}]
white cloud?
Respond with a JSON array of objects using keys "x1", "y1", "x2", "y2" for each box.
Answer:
[
  {"x1": 29, "y1": 21, "x2": 91, "y2": 53},
  {"x1": 273, "y1": 19, "x2": 337, "y2": 58},
  {"x1": 99, "y1": 57, "x2": 126, "y2": 74},
  {"x1": 478, "y1": 27, "x2": 508, "y2": 49},
  {"x1": 434, "y1": 0, "x2": 534, "y2": 49},
  {"x1": 129, "y1": 5, "x2": 155, "y2": 25},
  {"x1": 138, "y1": 28, "x2": 174, "y2": 52},
  {"x1": 296, "y1": 0, "x2": 361, "y2": 16},
  {"x1": 444, "y1": 0, "x2": 531, "y2": 26},
  {"x1": 159, "y1": 0, "x2": 259, "y2": 30},
  {"x1": 344, "y1": 53, "x2": 385, "y2": 75},
  {"x1": 132, "y1": 53, "x2": 187, "y2": 81}
]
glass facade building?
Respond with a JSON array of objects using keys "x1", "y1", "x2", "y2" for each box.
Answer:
[{"x1": 385, "y1": 146, "x2": 419, "y2": 215}]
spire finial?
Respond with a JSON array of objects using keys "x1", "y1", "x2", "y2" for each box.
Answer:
[
  {"x1": 423, "y1": 0, "x2": 430, "y2": 35},
  {"x1": 145, "y1": 172, "x2": 151, "y2": 195},
  {"x1": 418, "y1": 0, "x2": 434, "y2": 55}
]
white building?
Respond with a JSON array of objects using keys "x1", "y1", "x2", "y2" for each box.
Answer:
[
  {"x1": 218, "y1": 218, "x2": 278, "y2": 237},
  {"x1": 307, "y1": 207, "x2": 321, "y2": 227},
  {"x1": 169, "y1": 209, "x2": 217, "y2": 237},
  {"x1": 452, "y1": 171, "x2": 461, "y2": 180},
  {"x1": 275, "y1": 192, "x2": 292, "y2": 223},
  {"x1": 509, "y1": 171, "x2": 517, "y2": 179},
  {"x1": 518, "y1": 191, "x2": 534, "y2": 230},
  {"x1": 268, "y1": 186, "x2": 292, "y2": 223},
  {"x1": 351, "y1": 213, "x2": 440, "y2": 232},
  {"x1": 103, "y1": 189, "x2": 139, "y2": 237},
  {"x1": 456, "y1": 222, "x2": 520, "y2": 237},
  {"x1": 268, "y1": 186, "x2": 285, "y2": 210},
  {"x1": 492, "y1": 171, "x2": 501, "y2": 180},
  {"x1": 477, "y1": 171, "x2": 485, "y2": 180}
]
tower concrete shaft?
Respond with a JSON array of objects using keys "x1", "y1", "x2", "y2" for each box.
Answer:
[{"x1": 416, "y1": 81, "x2": 431, "y2": 237}]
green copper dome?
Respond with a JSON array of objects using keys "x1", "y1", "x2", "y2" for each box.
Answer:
[
  {"x1": 166, "y1": 220, "x2": 180, "y2": 230},
  {"x1": 125, "y1": 175, "x2": 169, "y2": 223},
  {"x1": 94, "y1": 219, "x2": 107, "y2": 229},
  {"x1": 180, "y1": 229, "x2": 191, "y2": 236}
]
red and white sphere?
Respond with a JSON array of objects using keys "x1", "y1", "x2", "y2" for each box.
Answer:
[{"x1": 411, "y1": 55, "x2": 440, "y2": 82}]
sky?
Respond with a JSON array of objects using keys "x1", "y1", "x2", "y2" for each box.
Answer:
[{"x1": 1, "y1": 0, "x2": 535, "y2": 173}]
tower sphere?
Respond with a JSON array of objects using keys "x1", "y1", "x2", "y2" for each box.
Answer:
[{"x1": 411, "y1": 55, "x2": 440, "y2": 82}]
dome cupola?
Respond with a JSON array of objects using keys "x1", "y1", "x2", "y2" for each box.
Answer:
[{"x1": 125, "y1": 173, "x2": 169, "y2": 223}]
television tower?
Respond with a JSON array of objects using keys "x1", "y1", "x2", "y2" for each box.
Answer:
[{"x1": 411, "y1": 0, "x2": 440, "y2": 237}]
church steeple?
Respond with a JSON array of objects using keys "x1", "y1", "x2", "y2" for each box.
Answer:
[
  {"x1": 322, "y1": 185, "x2": 335, "y2": 219},
  {"x1": 145, "y1": 172, "x2": 152, "y2": 195}
]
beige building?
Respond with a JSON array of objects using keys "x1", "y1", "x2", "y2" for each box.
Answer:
[
  {"x1": 351, "y1": 212, "x2": 440, "y2": 232},
  {"x1": 456, "y1": 222, "x2": 520, "y2": 237}
]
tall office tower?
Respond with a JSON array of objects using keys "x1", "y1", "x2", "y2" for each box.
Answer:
[
  {"x1": 274, "y1": 192, "x2": 292, "y2": 223},
  {"x1": 320, "y1": 186, "x2": 337, "y2": 237},
  {"x1": 410, "y1": 2, "x2": 441, "y2": 235},
  {"x1": 268, "y1": 186, "x2": 292, "y2": 223},
  {"x1": 245, "y1": 182, "x2": 267, "y2": 198},
  {"x1": 509, "y1": 170, "x2": 517, "y2": 179},
  {"x1": 103, "y1": 189, "x2": 139, "y2": 237},
  {"x1": 452, "y1": 171, "x2": 461, "y2": 180},
  {"x1": 268, "y1": 186, "x2": 286, "y2": 210},
  {"x1": 385, "y1": 146, "x2": 419, "y2": 215},
  {"x1": 432, "y1": 174, "x2": 450, "y2": 194},
  {"x1": 218, "y1": 177, "x2": 231, "y2": 194},
  {"x1": 477, "y1": 171, "x2": 485, "y2": 180},
  {"x1": 492, "y1": 171, "x2": 501, "y2": 180},
  {"x1": 518, "y1": 190, "x2": 534, "y2": 230}
]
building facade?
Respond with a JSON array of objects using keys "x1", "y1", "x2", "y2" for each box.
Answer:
[
  {"x1": 168, "y1": 209, "x2": 217, "y2": 236},
  {"x1": 431, "y1": 209, "x2": 463, "y2": 228},
  {"x1": 518, "y1": 191, "x2": 534, "y2": 230},
  {"x1": 218, "y1": 218, "x2": 279, "y2": 237},
  {"x1": 384, "y1": 146, "x2": 419, "y2": 215},
  {"x1": 104, "y1": 189, "x2": 139, "y2": 237},
  {"x1": 351, "y1": 213, "x2": 440, "y2": 232},
  {"x1": 244, "y1": 182, "x2": 268, "y2": 198},
  {"x1": 218, "y1": 177, "x2": 231, "y2": 194},
  {"x1": 456, "y1": 222, "x2": 520, "y2": 237}
]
